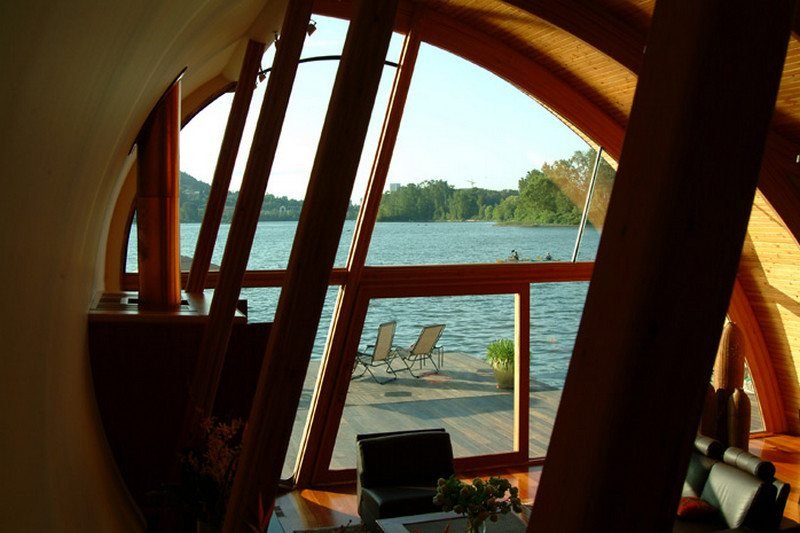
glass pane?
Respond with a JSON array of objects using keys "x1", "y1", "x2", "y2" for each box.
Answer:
[
  {"x1": 329, "y1": 294, "x2": 516, "y2": 470},
  {"x1": 282, "y1": 286, "x2": 341, "y2": 480},
  {"x1": 167, "y1": 16, "x2": 402, "y2": 273},
  {"x1": 238, "y1": 287, "x2": 281, "y2": 322},
  {"x1": 529, "y1": 282, "x2": 589, "y2": 458},
  {"x1": 368, "y1": 42, "x2": 593, "y2": 266},
  {"x1": 743, "y1": 361, "x2": 765, "y2": 433},
  {"x1": 573, "y1": 150, "x2": 617, "y2": 262}
]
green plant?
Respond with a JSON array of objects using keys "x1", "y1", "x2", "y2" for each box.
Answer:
[
  {"x1": 486, "y1": 339, "x2": 514, "y2": 369},
  {"x1": 433, "y1": 476, "x2": 522, "y2": 529}
]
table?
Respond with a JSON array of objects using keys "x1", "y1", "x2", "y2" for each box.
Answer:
[{"x1": 376, "y1": 510, "x2": 528, "y2": 533}]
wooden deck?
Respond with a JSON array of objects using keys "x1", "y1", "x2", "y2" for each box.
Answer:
[{"x1": 283, "y1": 352, "x2": 562, "y2": 478}]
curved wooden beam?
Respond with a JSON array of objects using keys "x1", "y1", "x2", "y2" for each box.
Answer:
[
  {"x1": 728, "y1": 277, "x2": 787, "y2": 433},
  {"x1": 501, "y1": 0, "x2": 645, "y2": 73}
]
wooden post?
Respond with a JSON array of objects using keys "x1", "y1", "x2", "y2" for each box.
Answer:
[
  {"x1": 294, "y1": 8, "x2": 423, "y2": 486},
  {"x1": 185, "y1": 39, "x2": 266, "y2": 293},
  {"x1": 223, "y1": 1, "x2": 398, "y2": 529},
  {"x1": 530, "y1": 1, "x2": 794, "y2": 531},
  {"x1": 136, "y1": 77, "x2": 181, "y2": 310},
  {"x1": 185, "y1": 0, "x2": 313, "y2": 425}
]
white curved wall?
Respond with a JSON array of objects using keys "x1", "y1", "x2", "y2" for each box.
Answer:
[{"x1": 0, "y1": 0, "x2": 283, "y2": 529}]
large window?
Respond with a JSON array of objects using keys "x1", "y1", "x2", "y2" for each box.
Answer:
[
  {"x1": 115, "y1": 9, "x2": 631, "y2": 488},
  {"x1": 330, "y1": 294, "x2": 518, "y2": 470},
  {"x1": 529, "y1": 282, "x2": 589, "y2": 458}
]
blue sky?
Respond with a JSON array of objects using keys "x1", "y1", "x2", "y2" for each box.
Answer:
[{"x1": 180, "y1": 15, "x2": 588, "y2": 201}]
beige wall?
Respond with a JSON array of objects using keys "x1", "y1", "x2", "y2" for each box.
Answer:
[{"x1": 0, "y1": 1, "x2": 283, "y2": 529}]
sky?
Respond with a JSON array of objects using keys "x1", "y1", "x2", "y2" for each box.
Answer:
[{"x1": 179, "y1": 15, "x2": 589, "y2": 201}]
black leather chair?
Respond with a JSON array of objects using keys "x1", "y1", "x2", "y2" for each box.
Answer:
[{"x1": 356, "y1": 429, "x2": 455, "y2": 531}]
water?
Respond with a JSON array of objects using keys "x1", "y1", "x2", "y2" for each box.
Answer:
[{"x1": 127, "y1": 221, "x2": 599, "y2": 388}]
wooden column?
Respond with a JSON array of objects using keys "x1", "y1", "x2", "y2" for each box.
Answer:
[
  {"x1": 728, "y1": 278, "x2": 786, "y2": 433},
  {"x1": 223, "y1": 1, "x2": 398, "y2": 529},
  {"x1": 136, "y1": 78, "x2": 182, "y2": 310},
  {"x1": 185, "y1": 39, "x2": 266, "y2": 293},
  {"x1": 514, "y1": 290, "x2": 530, "y2": 456},
  {"x1": 185, "y1": 0, "x2": 313, "y2": 425},
  {"x1": 530, "y1": 1, "x2": 794, "y2": 531},
  {"x1": 295, "y1": 8, "x2": 423, "y2": 486}
]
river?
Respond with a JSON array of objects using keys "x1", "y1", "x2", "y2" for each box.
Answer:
[{"x1": 127, "y1": 221, "x2": 599, "y2": 389}]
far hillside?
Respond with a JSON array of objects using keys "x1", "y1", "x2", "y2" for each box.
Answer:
[{"x1": 178, "y1": 172, "x2": 358, "y2": 223}]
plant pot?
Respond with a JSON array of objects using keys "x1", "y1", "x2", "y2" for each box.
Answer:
[{"x1": 491, "y1": 364, "x2": 514, "y2": 390}]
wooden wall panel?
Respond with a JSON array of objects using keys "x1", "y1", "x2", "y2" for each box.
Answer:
[{"x1": 740, "y1": 193, "x2": 800, "y2": 433}]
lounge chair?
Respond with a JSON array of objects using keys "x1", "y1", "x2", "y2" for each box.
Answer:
[
  {"x1": 352, "y1": 321, "x2": 402, "y2": 384},
  {"x1": 356, "y1": 429, "x2": 455, "y2": 530},
  {"x1": 396, "y1": 324, "x2": 445, "y2": 377}
]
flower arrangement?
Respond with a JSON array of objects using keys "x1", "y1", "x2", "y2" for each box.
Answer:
[
  {"x1": 181, "y1": 416, "x2": 245, "y2": 528},
  {"x1": 433, "y1": 476, "x2": 522, "y2": 531}
]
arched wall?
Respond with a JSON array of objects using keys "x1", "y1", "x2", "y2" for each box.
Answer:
[{"x1": 0, "y1": 0, "x2": 285, "y2": 530}]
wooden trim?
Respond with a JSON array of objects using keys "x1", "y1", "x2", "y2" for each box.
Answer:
[
  {"x1": 295, "y1": 9, "x2": 424, "y2": 487},
  {"x1": 515, "y1": 290, "x2": 531, "y2": 456},
  {"x1": 728, "y1": 277, "x2": 787, "y2": 433},
  {"x1": 531, "y1": 1, "x2": 794, "y2": 530},
  {"x1": 183, "y1": 0, "x2": 313, "y2": 453},
  {"x1": 224, "y1": 1, "x2": 399, "y2": 529},
  {"x1": 186, "y1": 39, "x2": 266, "y2": 293},
  {"x1": 121, "y1": 262, "x2": 592, "y2": 292},
  {"x1": 181, "y1": 75, "x2": 237, "y2": 127}
]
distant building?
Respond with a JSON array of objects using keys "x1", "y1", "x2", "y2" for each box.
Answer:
[{"x1": 389, "y1": 182, "x2": 401, "y2": 192}]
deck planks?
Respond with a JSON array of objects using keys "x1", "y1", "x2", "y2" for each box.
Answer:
[{"x1": 284, "y1": 352, "x2": 562, "y2": 479}]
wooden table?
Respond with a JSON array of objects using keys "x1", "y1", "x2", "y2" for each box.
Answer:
[{"x1": 376, "y1": 510, "x2": 528, "y2": 532}]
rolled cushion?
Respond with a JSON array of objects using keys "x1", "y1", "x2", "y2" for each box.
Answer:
[
  {"x1": 694, "y1": 435, "x2": 724, "y2": 459},
  {"x1": 722, "y1": 447, "x2": 775, "y2": 481}
]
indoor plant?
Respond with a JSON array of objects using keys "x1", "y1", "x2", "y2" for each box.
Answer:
[
  {"x1": 433, "y1": 476, "x2": 522, "y2": 532},
  {"x1": 485, "y1": 339, "x2": 515, "y2": 389}
]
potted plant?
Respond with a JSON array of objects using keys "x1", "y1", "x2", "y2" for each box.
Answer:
[
  {"x1": 433, "y1": 475, "x2": 522, "y2": 532},
  {"x1": 150, "y1": 416, "x2": 245, "y2": 532},
  {"x1": 486, "y1": 339, "x2": 515, "y2": 390}
]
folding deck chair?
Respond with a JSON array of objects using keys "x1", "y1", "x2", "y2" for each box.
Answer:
[
  {"x1": 352, "y1": 321, "x2": 402, "y2": 384},
  {"x1": 396, "y1": 324, "x2": 445, "y2": 377}
]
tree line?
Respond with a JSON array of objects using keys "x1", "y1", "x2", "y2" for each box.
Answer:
[{"x1": 377, "y1": 149, "x2": 614, "y2": 225}]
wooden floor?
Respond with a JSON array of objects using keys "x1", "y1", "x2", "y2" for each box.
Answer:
[
  {"x1": 276, "y1": 352, "x2": 779, "y2": 531},
  {"x1": 284, "y1": 352, "x2": 562, "y2": 478},
  {"x1": 275, "y1": 434, "x2": 800, "y2": 531}
]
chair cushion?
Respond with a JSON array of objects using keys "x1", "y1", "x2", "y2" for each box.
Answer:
[
  {"x1": 683, "y1": 454, "x2": 719, "y2": 498},
  {"x1": 358, "y1": 431, "x2": 454, "y2": 488},
  {"x1": 701, "y1": 462, "x2": 776, "y2": 529},
  {"x1": 360, "y1": 486, "x2": 440, "y2": 522}
]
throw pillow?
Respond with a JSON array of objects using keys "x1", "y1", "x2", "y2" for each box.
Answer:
[{"x1": 677, "y1": 497, "x2": 718, "y2": 521}]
